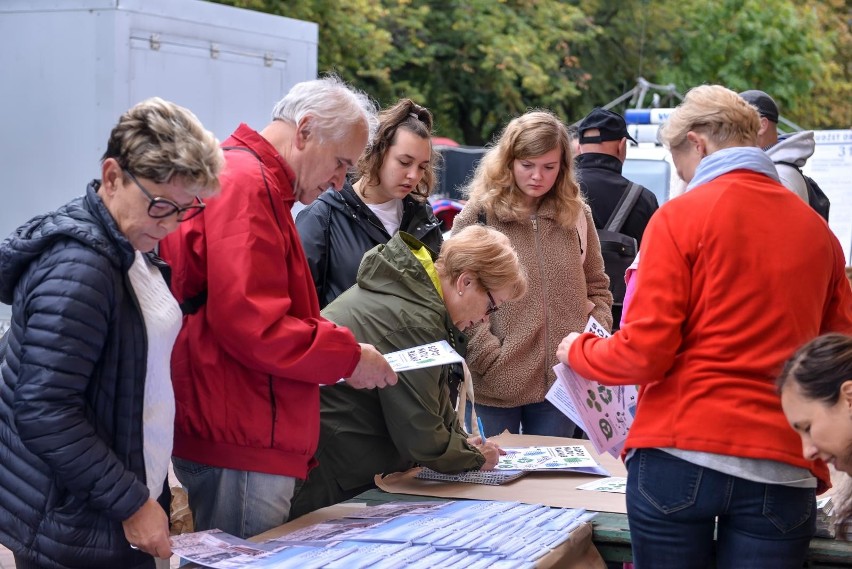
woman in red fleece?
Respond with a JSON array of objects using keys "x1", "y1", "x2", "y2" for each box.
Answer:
[{"x1": 557, "y1": 85, "x2": 852, "y2": 569}]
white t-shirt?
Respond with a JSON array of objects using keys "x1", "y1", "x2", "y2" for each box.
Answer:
[{"x1": 367, "y1": 198, "x2": 404, "y2": 236}]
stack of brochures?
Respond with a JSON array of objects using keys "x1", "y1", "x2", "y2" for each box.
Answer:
[
  {"x1": 414, "y1": 468, "x2": 527, "y2": 485},
  {"x1": 172, "y1": 499, "x2": 596, "y2": 568}
]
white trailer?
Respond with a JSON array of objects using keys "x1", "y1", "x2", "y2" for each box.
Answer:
[{"x1": 0, "y1": 0, "x2": 318, "y2": 325}]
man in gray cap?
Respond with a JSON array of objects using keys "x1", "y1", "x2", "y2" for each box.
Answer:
[
  {"x1": 575, "y1": 107, "x2": 659, "y2": 329},
  {"x1": 739, "y1": 89, "x2": 815, "y2": 205}
]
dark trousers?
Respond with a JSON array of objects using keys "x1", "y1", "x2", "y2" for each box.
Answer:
[{"x1": 626, "y1": 448, "x2": 816, "y2": 569}]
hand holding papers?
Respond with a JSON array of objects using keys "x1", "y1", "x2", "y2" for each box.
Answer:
[
  {"x1": 336, "y1": 340, "x2": 463, "y2": 385},
  {"x1": 546, "y1": 316, "x2": 637, "y2": 458}
]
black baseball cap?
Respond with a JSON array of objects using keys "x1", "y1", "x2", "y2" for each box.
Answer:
[
  {"x1": 739, "y1": 90, "x2": 779, "y2": 123},
  {"x1": 578, "y1": 107, "x2": 637, "y2": 144}
]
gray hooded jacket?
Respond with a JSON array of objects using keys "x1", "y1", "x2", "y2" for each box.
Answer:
[{"x1": 766, "y1": 131, "x2": 816, "y2": 204}]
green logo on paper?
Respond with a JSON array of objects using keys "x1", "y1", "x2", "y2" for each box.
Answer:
[
  {"x1": 586, "y1": 389, "x2": 602, "y2": 412},
  {"x1": 599, "y1": 418, "x2": 613, "y2": 440}
]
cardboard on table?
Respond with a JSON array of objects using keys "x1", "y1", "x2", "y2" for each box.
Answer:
[{"x1": 375, "y1": 433, "x2": 628, "y2": 514}]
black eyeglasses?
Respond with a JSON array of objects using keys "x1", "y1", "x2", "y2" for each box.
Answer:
[
  {"x1": 485, "y1": 290, "x2": 500, "y2": 316},
  {"x1": 123, "y1": 169, "x2": 205, "y2": 222}
]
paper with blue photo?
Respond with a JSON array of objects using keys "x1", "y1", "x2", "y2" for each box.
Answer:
[
  {"x1": 319, "y1": 541, "x2": 416, "y2": 569},
  {"x1": 546, "y1": 316, "x2": 637, "y2": 458},
  {"x1": 349, "y1": 513, "x2": 459, "y2": 543},
  {"x1": 382, "y1": 340, "x2": 463, "y2": 372},
  {"x1": 170, "y1": 529, "x2": 284, "y2": 568}
]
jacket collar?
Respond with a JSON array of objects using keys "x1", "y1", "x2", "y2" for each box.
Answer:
[
  {"x1": 84, "y1": 181, "x2": 137, "y2": 270},
  {"x1": 575, "y1": 152, "x2": 624, "y2": 174},
  {"x1": 687, "y1": 146, "x2": 780, "y2": 191},
  {"x1": 228, "y1": 123, "x2": 297, "y2": 203}
]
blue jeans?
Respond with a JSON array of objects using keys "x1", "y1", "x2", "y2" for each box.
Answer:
[
  {"x1": 469, "y1": 400, "x2": 579, "y2": 438},
  {"x1": 626, "y1": 449, "x2": 816, "y2": 569},
  {"x1": 172, "y1": 457, "x2": 296, "y2": 539}
]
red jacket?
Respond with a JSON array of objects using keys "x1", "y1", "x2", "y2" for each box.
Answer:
[
  {"x1": 569, "y1": 169, "x2": 852, "y2": 490},
  {"x1": 159, "y1": 124, "x2": 361, "y2": 479}
]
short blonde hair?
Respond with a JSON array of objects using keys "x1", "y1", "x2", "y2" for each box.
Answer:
[
  {"x1": 464, "y1": 110, "x2": 583, "y2": 230},
  {"x1": 102, "y1": 97, "x2": 223, "y2": 197},
  {"x1": 435, "y1": 225, "x2": 527, "y2": 301},
  {"x1": 659, "y1": 85, "x2": 760, "y2": 151}
]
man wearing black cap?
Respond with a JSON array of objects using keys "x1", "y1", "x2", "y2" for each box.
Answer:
[
  {"x1": 739, "y1": 89, "x2": 815, "y2": 205},
  {"x1": 575, "y1": 107, "x2": 659, "y2": 329},
  {"x1": 576, "y1": 108, "x2": 659, "y2": 247},
  {"x1": 739, "y1": 89, "x2": 781, "y2": 148}
]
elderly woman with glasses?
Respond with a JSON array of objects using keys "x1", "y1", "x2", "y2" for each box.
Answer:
[
  {"x1": 287, "y1": 224, "x2": 528, "y2": 520},
  {"x1": 0, "y1": 98, "x2": 223, "y2": 569}
]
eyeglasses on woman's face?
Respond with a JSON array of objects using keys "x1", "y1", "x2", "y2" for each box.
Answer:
[
  {"x1": 123, "y1": 168, "x2": 205, "y2": 222},
  {"x1": 485, "y1": 289, "x2": 500, "y2": 316}
]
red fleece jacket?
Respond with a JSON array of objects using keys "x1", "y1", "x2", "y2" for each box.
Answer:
[
  {"x1": 160, "y1": 125, "x2": 360, "y2": 479},
  {"x1": 569, "y1": 170, "x2": 852, "y2": 490}
]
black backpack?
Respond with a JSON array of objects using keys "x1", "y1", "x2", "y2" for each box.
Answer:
[
  {"x1": 598, "y1": 182, "x2": 643, "y2": 328},
  {"x1": 775, "y1": 161, "x2": 830, "y2": 222}
]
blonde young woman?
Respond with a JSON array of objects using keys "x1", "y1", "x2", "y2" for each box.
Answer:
[
  {"x1": 297, "y1": 98, "x2": 442, "y2": 308},
  {"x1": 452, "y1": 110, "x2": 612, "y2": 437}
]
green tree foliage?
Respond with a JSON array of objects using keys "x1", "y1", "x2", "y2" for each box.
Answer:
[
  {"x1": 211, "y1": 0, "x2": 598, "y2": 144},
  {"x1": 389, "y1": 0, "x2": 599, "y2": 144},
  {"x1": 210, "y1": 0, "x2": 850, "y2": 141},
  {"x1": 568, "y1": 0, "x2": 850, "y2": 129},
  {"x1": 650, "y1": 0, "x2": 845, "y2": 128},
  {"x1": 805, "y1": 0, "x2": 852, "y2": 128}
]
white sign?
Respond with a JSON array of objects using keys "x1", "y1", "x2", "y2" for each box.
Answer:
[
  {"x1": 803, "y1": 129, "x2": 852, "y2": 264},
  {"x1": 383, "y1": 340, "x2": 464, "y2": 372}
]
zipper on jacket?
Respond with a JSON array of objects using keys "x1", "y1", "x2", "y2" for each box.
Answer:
[
  {"x1": 268, "y1": 376, "x2": 277, "y2": 447},
  {"x1": 125, "y1": 277, "x2": 148, "y2": 485},
  {"x1": 531, "y1": 213, "x2": 549, "y2": 394}
]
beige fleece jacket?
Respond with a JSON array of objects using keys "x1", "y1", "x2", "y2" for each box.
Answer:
[{"x1": 453, "y1": 200, "x2": 613, "y2": 407}]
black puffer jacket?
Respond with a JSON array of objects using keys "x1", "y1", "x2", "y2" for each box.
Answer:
[
  {"x1": 296, "y1": 182, "x2": 443, "y2": 308},
  {"x1": 0, "y1": 183, "x2": 157, "y2": 569}
]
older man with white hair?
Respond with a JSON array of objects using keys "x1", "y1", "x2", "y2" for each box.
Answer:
[{"x1": 159, "y1": 76, "x2": 398, "y2": 539}]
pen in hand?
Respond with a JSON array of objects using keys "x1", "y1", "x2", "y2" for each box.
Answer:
[{"x1": 473, "y1": 416, "x2": 506, "y2": 469}]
